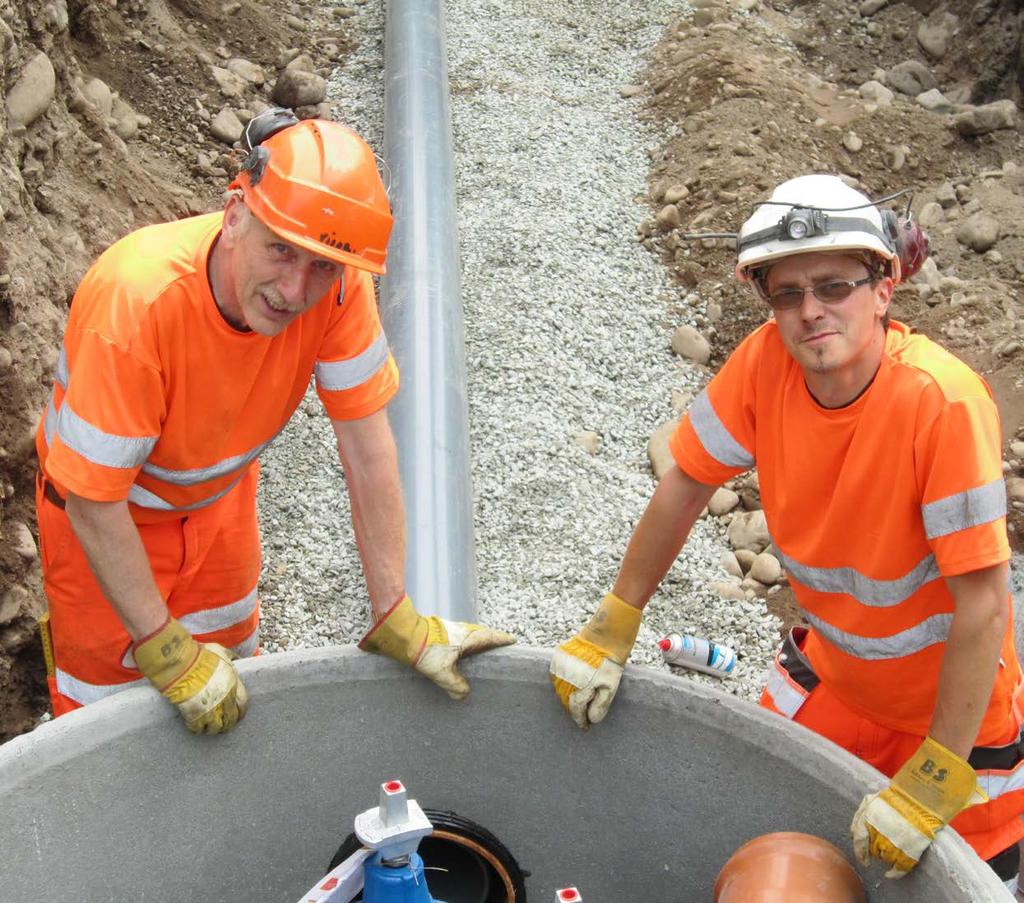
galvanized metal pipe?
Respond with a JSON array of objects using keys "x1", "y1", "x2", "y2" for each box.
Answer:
[{"x1": 380, "y1": 0, "x2": 476, "y2": 621}]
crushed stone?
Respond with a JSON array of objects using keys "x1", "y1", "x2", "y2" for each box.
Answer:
[{"x1": 257, "y1": 0, "x2": 782, "y2": 701}]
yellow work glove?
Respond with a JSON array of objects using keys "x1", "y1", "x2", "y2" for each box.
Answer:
[
  {"x1": 549, "y1": 592, "x2": 642, "y2": 730},
  {"x1": 359, "y1": 595, "x2": 516, "y2": 700},
  {"x1": 133, "y1": 617, "x2": 248, "y2": 735},
  {"x1": 850, "y1": 736, "x2": 986, "y2": 878}
]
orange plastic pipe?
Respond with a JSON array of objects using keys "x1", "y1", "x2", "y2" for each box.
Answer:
[{"x1": 715, "y1": 832, "x2": 866, "y2": 903}]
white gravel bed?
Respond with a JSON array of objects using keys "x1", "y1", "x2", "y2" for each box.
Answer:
[{"x1": 255, "y1": 0, "x2": 783, "y2": 702}]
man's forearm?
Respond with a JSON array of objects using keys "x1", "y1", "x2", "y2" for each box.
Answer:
[
  {"x1": 929, "y1": 562, "x2": 1010, "y2": 758},
  {"x1": 345, "y1": 455, "x2": 407, "y2": 615},
  {"x1": 64, "y1": 494, "x2": 168, "y2": 641},
  {"x1": 333, "y1": 411, "x2": 407, "y2": 616},
  {"x1": 612, "y1": 466, "x2": 718, "y2": 610}
]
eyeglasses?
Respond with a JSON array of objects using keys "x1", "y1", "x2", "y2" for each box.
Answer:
[{"x1": 762, "y1": 275, "x2": 875, "y2": 310}]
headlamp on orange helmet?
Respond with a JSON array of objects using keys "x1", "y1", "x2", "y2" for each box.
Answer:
[{"x1": 231, "y1": 108, "x2": 394, "y2": 275}]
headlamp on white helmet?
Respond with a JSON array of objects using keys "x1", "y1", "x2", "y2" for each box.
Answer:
[{"x1": 732, "y1": 174, "x2": 929, "y2": 289}]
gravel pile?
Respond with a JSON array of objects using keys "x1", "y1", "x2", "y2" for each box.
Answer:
[{"x1": 256, "y1": 0, "x2": 783, "y2": 702}]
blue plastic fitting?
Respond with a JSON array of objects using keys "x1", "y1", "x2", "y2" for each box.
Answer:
[{"x1": 362, "y1": 853, "x2": 440, "y2": 903}]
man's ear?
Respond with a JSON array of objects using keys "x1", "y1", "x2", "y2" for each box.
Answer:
[
  {"x1": 221, "y1": 195, "x2": 249, "y2": 246},
  {"x1": 875, "y1": 276, "x2": 894, "y2": 319}
]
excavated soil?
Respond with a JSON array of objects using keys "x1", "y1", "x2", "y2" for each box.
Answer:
[
  {"x1": 0, "y1": 0, "x2": 1022, "y2": 736},
  {"x1": 0, "y1": 0, "x2": 351, "y2": 741},
  {"x1": 638, "y1": 0, "x2": 1024, "y2": 632}
]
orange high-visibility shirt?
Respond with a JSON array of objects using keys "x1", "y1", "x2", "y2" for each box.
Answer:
[
  {"x1": 671, "y1": 320, "x2": 1015, "y2": 742},
  {"x1": 36, "y1": 212, "x2": 399, "y2": 523}
]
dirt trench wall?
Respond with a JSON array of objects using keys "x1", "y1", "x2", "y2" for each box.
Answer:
[
  {"x1": 0, "y1": 0, "x2": 186, "y2": 738},
  {"x1": 0, "y1": 0, "x2": 350, "y2": 740}
]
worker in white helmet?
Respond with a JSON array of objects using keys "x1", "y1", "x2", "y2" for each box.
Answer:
[{"x1": 550, "y1": 174, "x2": 1022, "y2": 889}]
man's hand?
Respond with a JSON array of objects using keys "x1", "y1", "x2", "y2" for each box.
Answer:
[
  {"x1": 549, "y1": 592, "x2": 642, "y2": 730},
  {"x1": 133, "y1": 617, "x2": 248, "y2": 734},
  {"x1": 850, "y1": 736, "x2": 986, "y2": 877},
  {"x1": 359, "y1": 595, "x2": 516, "y2": 699}
]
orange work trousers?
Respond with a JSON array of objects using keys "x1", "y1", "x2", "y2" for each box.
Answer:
[
  {"x1": 760, "y1": 627, "x2": 1024, "y2": 865},
  {"x1": 35, "y1": 465, "x2": 262, "y2": 715}
]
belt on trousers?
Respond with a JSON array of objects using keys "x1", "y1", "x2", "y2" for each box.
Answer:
[
  {"x1": 37, "y1": 468, "x2": 66, "y2": 510},
  {"x1": 776, "y1": 625, "x2": 1024, "y2": 771}
]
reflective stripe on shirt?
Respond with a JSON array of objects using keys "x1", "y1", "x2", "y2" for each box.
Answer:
[
  {"x1": 777, "y1": 549, "x2": 941, "y2": 608},
  {"x1": 128, "y1": 468, "x2": 249, "y2": 511},
  {"x1": 141, "y1": 432, "x2": 279, "y2": 486},
  {"x1": 689, "y1": 389, "x2": 755, "y2": 470},
  {"x1": 55, "y1": 400, "x2": 157, "y2": 470},
  {"x1": 315, "y1": 331, "x2": 390, "y2": 392},
  {"x1": 922, "y1": 479, "x2": 1007, "y2": 540},
  {"x1": 803, "y1": 609, "x2": 952, "y2": 660},
  {"x1": 54, "y1": 345, "x2": 69, "y2": 389},
  {"x1": 55, "y1": 668, "x2": 149, "y2": 706}
]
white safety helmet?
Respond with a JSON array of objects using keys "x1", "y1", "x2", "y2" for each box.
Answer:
[{"x1": 735, "y1": 174, "x2": 901, "y2": 284}]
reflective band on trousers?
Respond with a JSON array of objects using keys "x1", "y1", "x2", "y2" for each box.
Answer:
[
  {"x1": 776, "y1": 548, "x2": 942, "y2": 608},
  {"x1": 764, "y1": 663, "x2": 808, "y2": 718},
  {"x1": 315, "y1": 331, "x2": 390, "y2": 391},
  {"x1": 61, "y1": 626, "x2": 259, "y2": 707},
  {"x1": 120, "y1": 589, "x2": 259, "y2": 668},
  {"x1": 803, "y1": 609, "x2": 952, "y2": 661},
  {"x1": 978, "y1": 759, "x2": 1024, "y2": 801},
  {"x1": 922, "y1": 479, "x2": 1007, "y2": 540},
  {"x1": 689, "y1": 389, "x2": 756, "y2": 470},
  {"x1": 55, "y1": 669, "x2": 149, "y2": 706}
]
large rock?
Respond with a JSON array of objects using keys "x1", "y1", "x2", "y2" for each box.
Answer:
[
  {"x1": 858, "y1": 80, "x2": 893, "y2": 106},
  {"x1": 859, "y1": 0, "x2": 887, "y2": 15},
  {"x1": 750, "y1": 552, "x2": 783, "y2": 585},
  {"x1": 886, "y1": 60, "x2": 937, "y2": 96},
  {"x1": 956, "y1": 213, "x2": 1001, "y2": 253},
  {"x1": 226, "y1": 58, "x2": 265, "y2": 86},
  {"x1": 727, "y1": 509, "x2": 770, "y2": 553},
  {"x1": 671, "y1": 325, "x2": 711, "y2": 364},
  {"x1": 1007, "y1": 476, "x2": 1024, "y2": 504},
  {"x1": 211, "y1": 65, "x2": 249, "y2": 99},
  {"x1": 647, "y1": 421, "x2": 678, "y2": 480},
  {"x1": 719, "y1": 550, "x2": 743, "y2": 579},
  {"x1": 7, "y1": 52, "x2": 56, "y2": 126},
  {"x1": 111, "y1": 96, "x2": 138, "y2": 140},
  {"x1": 272, "y1": 69, "x2": 327, "y2": 108},
  {"x1": 917, "y1": 201, "x2": 944, "y2": 228},
  {"x1": 210, "y1": 108, "x2": 244, "y2": 145},
  {"x1": 9, "y1": 521, "x2": 37, "y2": 563},
  {"x1": 656, "y1": 205, "x2": 680, "y2": 231},
  {"x1": 916, "y1": 12, "x2": 958, "y2": 60},
  {"x1": 0, "y1": 586, "x2": 29, "y2": 626},
  {"x1": 953, "y1": 100, "x2": 1019, "y2": 136},
  {"x1": 285, "y1": 53, "x2": 317, "y2": 73},
  {"x1": 935, "y1": 182, "x2": 958, "y2": 209},
  {"x1": 734, "y1": 548, "x2": 757, "y2": 573},
  {"x1": 916, "y1": 89, "x2": 953, "y2": 114},
  {"x1": 81, "y1": 77, "x2": 113, "y2": 118},
  {"x1": 711, "y1": 579, "x2": 747, "y2": 601},
  {"x1": 708, "y1": 487, "x2": 740, "y2": 516}
]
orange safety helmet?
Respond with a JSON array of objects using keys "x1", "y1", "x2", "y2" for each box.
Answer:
[{"x1": 230, "y1": 112, "x2": 393, "y2": 274}]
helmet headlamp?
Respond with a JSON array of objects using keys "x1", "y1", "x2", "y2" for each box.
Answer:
[{"x1": 781, "y1": 207, "x2": 828, "y2": 241}]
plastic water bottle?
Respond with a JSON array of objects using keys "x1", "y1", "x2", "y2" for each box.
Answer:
[{"x1": 658, "y1": 633, "x2": 736, "y2": 678}]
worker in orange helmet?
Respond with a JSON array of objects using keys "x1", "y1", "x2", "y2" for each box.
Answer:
[
  {"x1": 550, "y1": 174, "x2": 1023, "y2": 891},
  {"x1": 34, "y1": 108, "x2": 514, "y2": 735}
]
